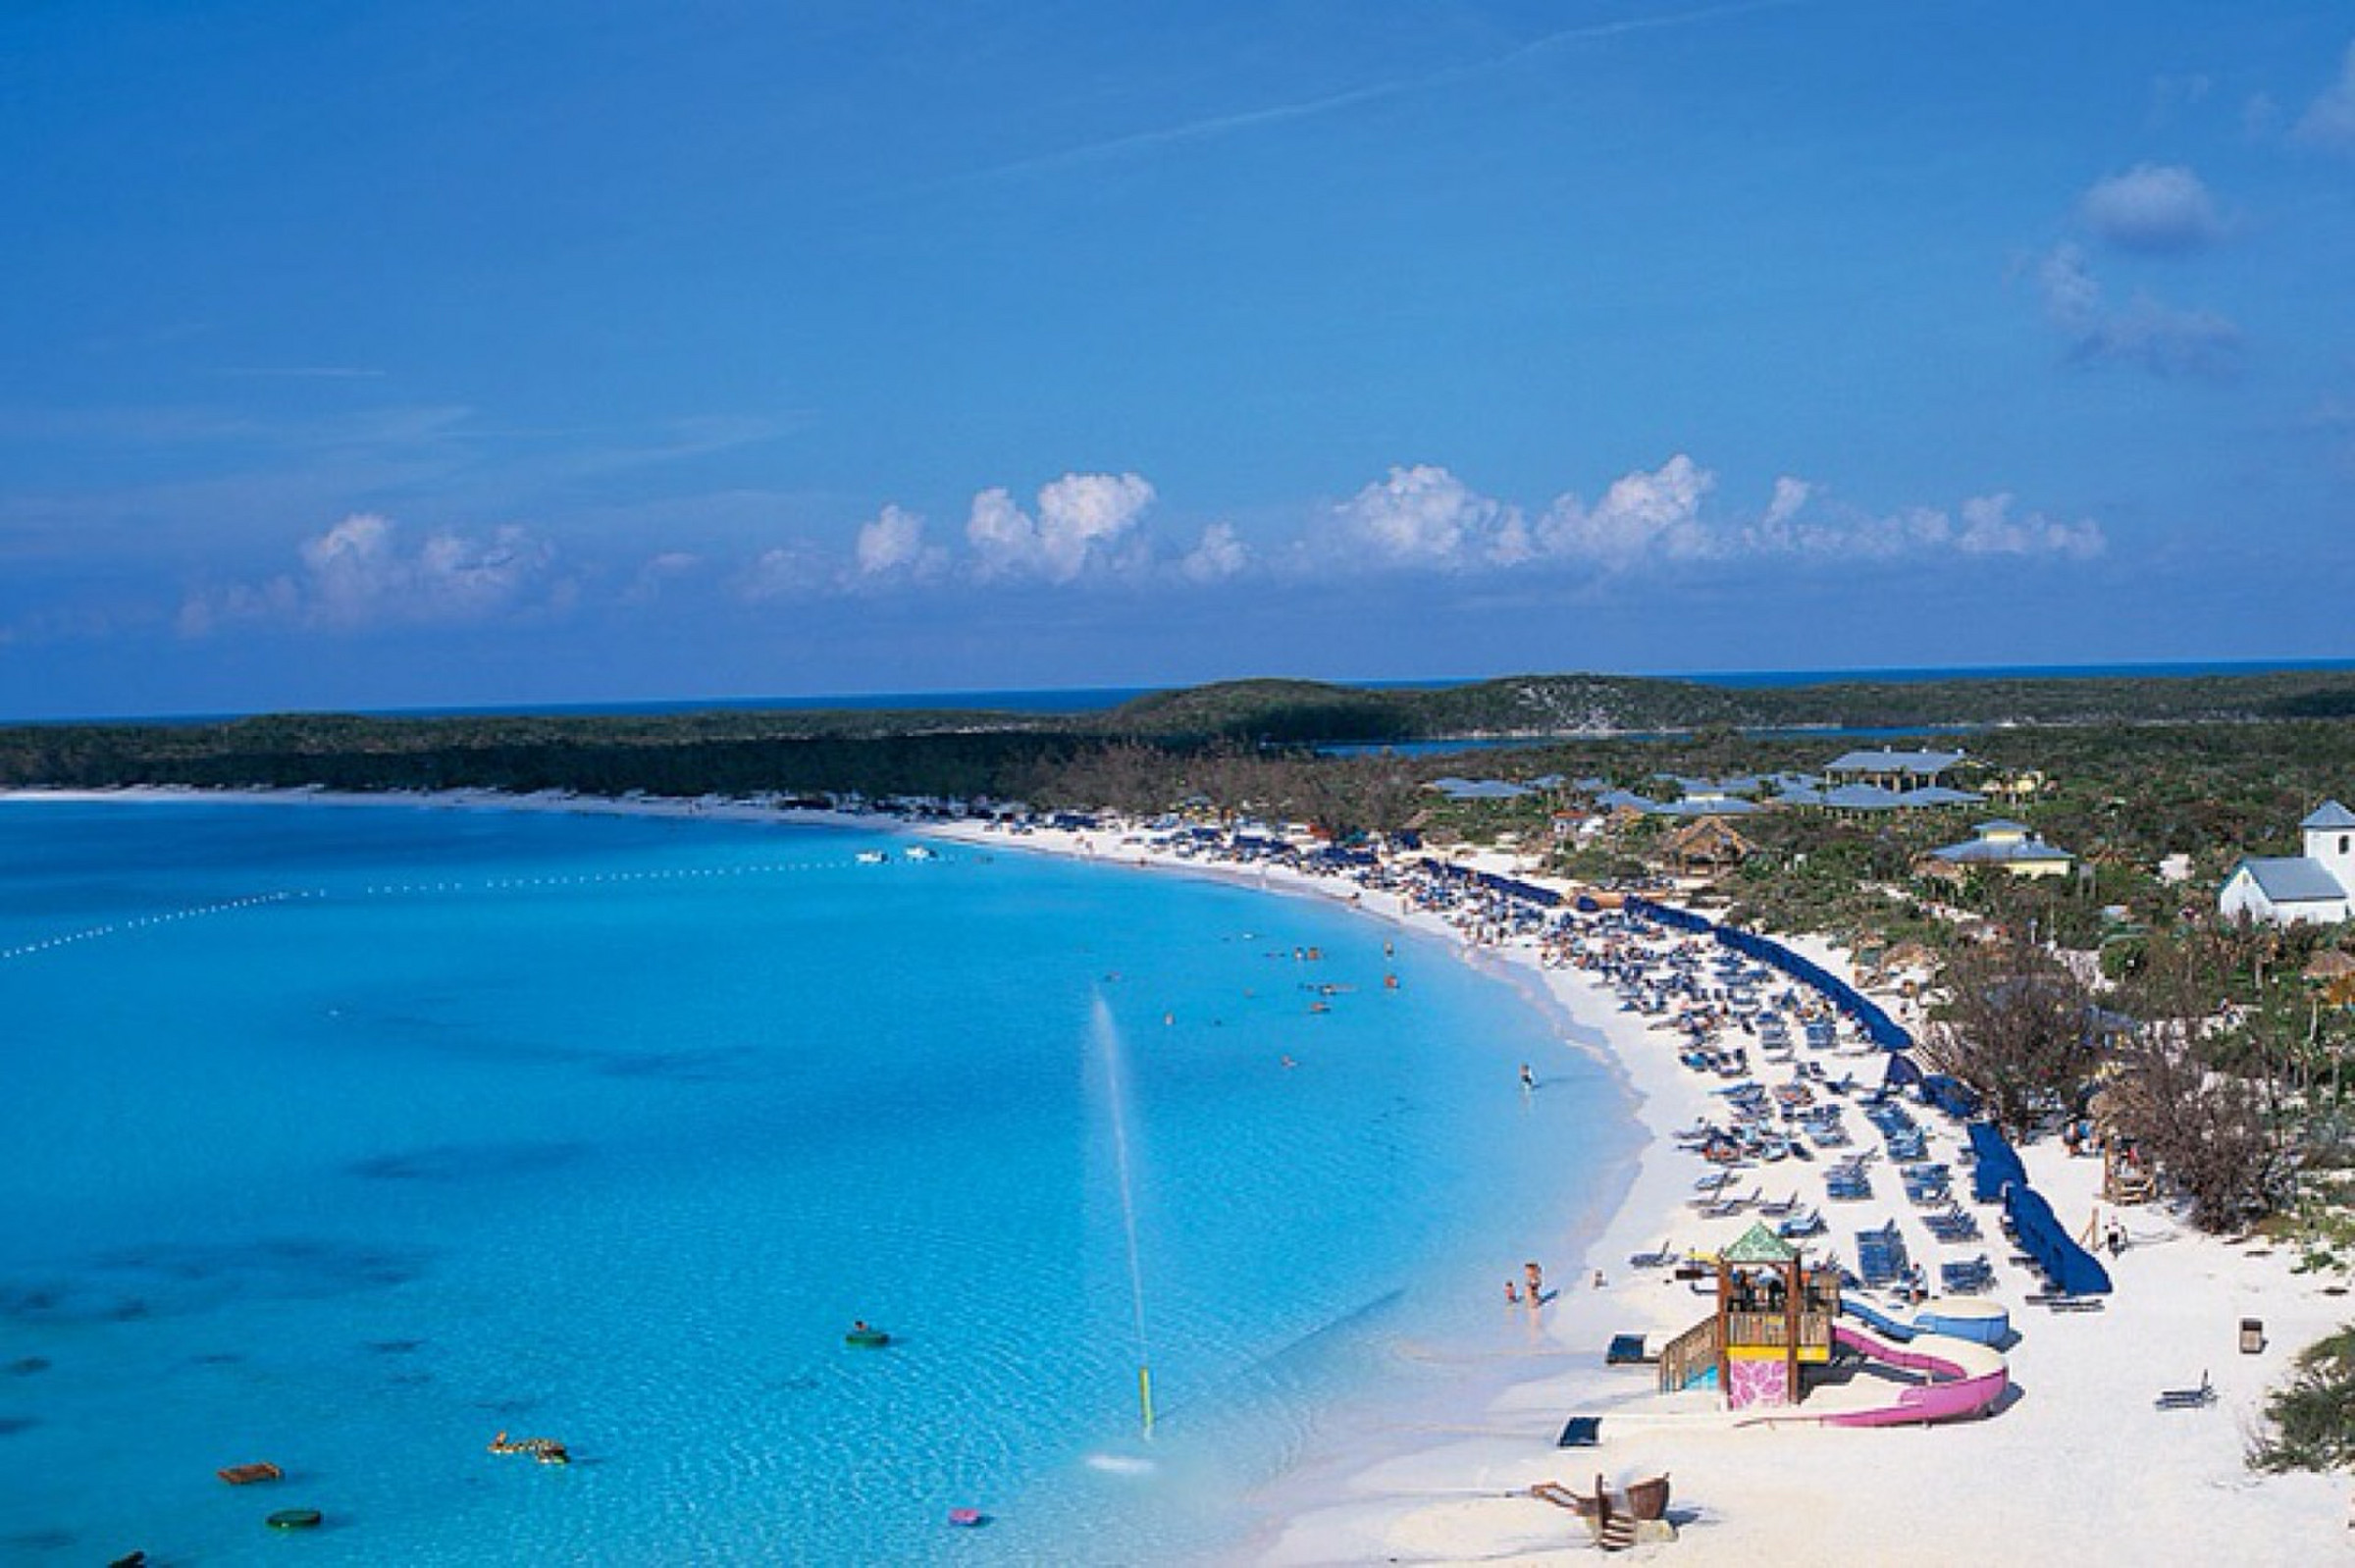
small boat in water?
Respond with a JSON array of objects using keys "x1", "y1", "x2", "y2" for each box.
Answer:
[
  {"x1": 855, "y1": 851, "x2": 889, "y2": 864},
  {"x1": 845, "y1": 1320, "x2": 892, "y2": 1348},
  {"x1": 905, "y1": 845, "x2": 938, "y2": 861},
  {"x1": 217, "y1": 1461, "x2": 283, "y2": 1486}
]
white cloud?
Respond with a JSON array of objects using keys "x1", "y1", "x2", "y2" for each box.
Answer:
[
  {"x1": 2032, "y1": 242, "x2": 2241, "y2": 379},
  {"x1": 1539, "y1": 454, "x2": 1715, "y2": 565},
  {"x1": 1723, "y1": 487, "x2": 2108, "y2": 565},
  {"x1": 735, "y1": 542, "x2": 829, "y2": 602},
  {"x1": 2034, "y1": 241, "x2": 2104, "y2": 328},
  {"x1": 966, "y1": 472, "x2": 1156, "y2": 582},
  {"x1": 2079, "y1": 164, "x2": 2224, "y2": 252},
  {"x1": 1333, "y1": 464, "x2": 1527, "y2": 567},
  {"x1": 2295, "y1": 40, "x2": 2355, "y2": 152},
  {"x1": 180, "y1": 512, "x2": 562, "y2": 635},
  {"x1": 1761, "y1": 475, "x2": 1811, "y2": 530},
  {"x1": 853, "y1": 503, "x2": 946, "y2": 581},
  {"x1": 1951, "y1": 494, "x2": 2106, "y2": 558},
  {"x1": 1180, "y1": 521, "x2": 1248, "y2": 582},
  {"x1": 1326, "y1": 457, "x2": 2101, "y2": 578}
]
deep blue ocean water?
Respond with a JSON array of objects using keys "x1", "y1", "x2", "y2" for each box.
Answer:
[{"x1": 0, "y1": 800, "x2": 1633, "y2": 1565}]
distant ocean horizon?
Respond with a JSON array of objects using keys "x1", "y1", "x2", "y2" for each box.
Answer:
[{"x1": 22, "y1": 656, "x2": 2355, "y2": 728}]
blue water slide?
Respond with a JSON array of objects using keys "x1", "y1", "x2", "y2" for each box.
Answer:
[{"x1": 1839, "y1": 1295, "x2": 1918, "y2": 1341}]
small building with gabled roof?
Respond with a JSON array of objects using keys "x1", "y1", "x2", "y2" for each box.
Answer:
[{"x1": 2218, "y1": 800, "x2": 2355, "y2": 926}]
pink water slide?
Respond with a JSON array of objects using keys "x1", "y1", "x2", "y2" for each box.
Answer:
[{"x1": 1818, "y1": 1322, "x2": 2010, "y2": 1427}]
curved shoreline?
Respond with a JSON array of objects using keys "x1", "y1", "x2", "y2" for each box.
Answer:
[
  {"x1": 10, "y1": 784, "x2": 2350, "y2": 1562},
  {"x1": 0, "y1": 785, "x2": 1672, "y2": 1558}
]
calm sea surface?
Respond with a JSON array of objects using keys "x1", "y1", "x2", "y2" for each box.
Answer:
[{"x1": 0, "y1": 800, "x2": 1633, "y2": 1565}]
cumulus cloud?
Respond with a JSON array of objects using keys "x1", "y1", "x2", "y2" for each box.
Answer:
[
  {"x1": 735, "y1": 542, "x2": 829, "y2": 602},
  {"x1": 1730, "y1": 487, "x2": 2104, "y2": 564},
  {"x1": 1761, "y1": 476, "x2": 1811, "y2": 529},
  {"x1": 1333, "y1": 464, "x2": 1529, "y2": 567},
  {"x1": 1951, "y1": 494, "x2": 2106, "y2": 558},
  {"x1": 180, "y1": 512, "x2": 562, "y2": 635},
  {"x1": 1179, "y1": 521, "x2": 1248, "y2": 583},
  {"x1": 1317, "y1": 459, "x2": 2103, "y2": 578},
  {"x1": 966, "y1": 472, "x2": 1156, "y2": 582},
  {"x1": 2079, "y1": 164, "x2": 2224, "y2": 251},
  {"x1": 1539, "y1": 455, "x2": 1716, "y2": 566},
  {"x1": 2295, "y1": 40, "x2": 2355, "y2": 152},
  {"x1": 853, "y1": 503, "x2": 946, "y2": 581},
  {"x1": 2033, "y1": 242, "x2": 2241, "y2": 379}
]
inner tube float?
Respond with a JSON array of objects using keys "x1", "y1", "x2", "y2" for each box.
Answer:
[
  {"x1": 947, "y1": 1507, "x2": 986, "y2": 1528},
  {"x1": 265, "y1": 1508, "x2": 324, "y2": 1531},
  {"x1": 844, "y1": 1326, "x2": 892, "y2": 1348}
]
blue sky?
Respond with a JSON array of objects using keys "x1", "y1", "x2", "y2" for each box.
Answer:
[{"x1": 5, "y1": 2, "x2": 2355, "y2": 718}]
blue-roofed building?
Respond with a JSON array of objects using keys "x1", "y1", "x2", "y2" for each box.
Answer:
[
  {"x1": 1820, "y1": 783, "x2": 1908, "y2": 811},
  {"x1": 1428, "y1": 777, "x2": 1534, "y2": 802},
  {"x1": 1924, "y1": 819, "x2": 2074, "y2": 880},
  {"x1": 1654, "y1": 795, "x2": 1762, "y2": 817},
  {"x1": 2219, "y1": 800, "x2": 2355, "y2": 926},
  {"x1": 1900, "y1": 784, "x2": 1987, "y2": 807},
  {"x1": 1824, "y1": 747, "x2": 1967, "y2": 791}
]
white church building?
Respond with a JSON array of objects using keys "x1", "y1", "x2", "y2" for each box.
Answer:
[{"x1": 2218, "y1": 801, "x2": 2355, "y2": 926}]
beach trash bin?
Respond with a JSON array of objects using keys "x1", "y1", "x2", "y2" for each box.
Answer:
[{"x1": 2241, "y1": 1318, "x2": 2265, "y2": 1354}]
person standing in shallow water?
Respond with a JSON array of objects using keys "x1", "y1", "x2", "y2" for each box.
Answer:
[
  {"x1": 1519, "y1": 1063, "x2": 1536, "y2": 1090},
  {"x1": 1525, "y1": 1261, "x2": 1544, "y2": 1301}
]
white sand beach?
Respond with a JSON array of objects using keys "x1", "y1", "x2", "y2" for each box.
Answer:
[
  {"x1": 12, "y1": 785, "x2": 2350, "y2": 1563},
  {"x1": 912, "y1": 814, "x2": 2353, "y2": 1565}
]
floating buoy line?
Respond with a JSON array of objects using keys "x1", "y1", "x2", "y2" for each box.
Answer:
[{"x1": 0, "y1": 850, "x2": 956, "y2": 967}]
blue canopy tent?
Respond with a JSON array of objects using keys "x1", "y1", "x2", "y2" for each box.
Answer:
[
  {"x1": 1624, "y1": 896, "x2": 1710, "y2": 934},
  {"x1": 1967, "y1": 1123, "x2": 2028, "y2": 1203},
  {"x1": 1921, "y1": 1073, "x2": 1980, "y2": 1119},
  {"x1": 2005, "y1": 1182, "x2": 2112, "y2": 1296}
]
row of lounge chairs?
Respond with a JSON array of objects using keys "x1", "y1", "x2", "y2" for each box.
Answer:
[
  {"x1": 1940, "y1": 1255, "x2": 1995, "y2": 1294},
  {"x1": 1856, "y1": 1222, "x2": 1911, "y2": 1289},
  {"x1": 1902, "y1": 1162, "x2": 1952, "y2": 1206},
  {"x1": 1922, "y1": 1204, "x2": 1982, "y2": 1243},
  {"x1": 1826, "y1": 1156, "x2": 1875, "y2": 1202}
]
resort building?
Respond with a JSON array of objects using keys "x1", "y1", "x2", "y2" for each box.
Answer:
[
  {"x1": 2217, "y1": 801, "x2": 2355, "y2": 927},
  {"x1": 1822, "y1": 747, "x2": 1967, "y2": 792},
  {"x1": 1920, "y1": 819, "x2": 2074, "y2": 881}
]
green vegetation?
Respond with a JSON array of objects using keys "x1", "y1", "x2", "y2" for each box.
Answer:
[{"x1": 2253, "y1": 1327, "x2": 2355, "y2": 1474}]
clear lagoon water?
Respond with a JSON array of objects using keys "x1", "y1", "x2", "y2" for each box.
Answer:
[{"x1": 0, "y1": 799, "x2": 1634, "y2": 1565}]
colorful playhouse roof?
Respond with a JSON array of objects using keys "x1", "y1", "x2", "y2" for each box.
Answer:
[{"x1": 1722, "y1": 1221, "x2": 1799, "y2": 1265}]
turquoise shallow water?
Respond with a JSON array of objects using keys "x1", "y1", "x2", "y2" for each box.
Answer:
[{"x1": 0, "y1": 800, "x2": 1633, "y2": 1565}]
